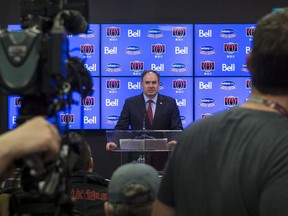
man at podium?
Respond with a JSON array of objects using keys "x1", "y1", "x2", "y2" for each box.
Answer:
[{"x1": 106, "y1": 70, "x2": 183, "y2": 171}]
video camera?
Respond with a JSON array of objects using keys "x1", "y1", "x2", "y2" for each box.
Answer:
[
  {"x1": 0, "y1": 0, "x2": 92, "y2": 123},
  {"x1": 0, "y1": 0, "x2": 92, "y2": 215}
]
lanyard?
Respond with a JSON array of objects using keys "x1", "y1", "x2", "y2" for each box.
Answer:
[{"x1": 248, "y1": 96, "x2": 288, "y2": 117}]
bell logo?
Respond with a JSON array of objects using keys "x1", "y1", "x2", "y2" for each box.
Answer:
[
  {"x1": 104, "y1": 46, "x2": 117, "y2": 54},
  {"x1": 84, "y1": 64, "x2": 97, "y2": 72},
  {"x1": 199, "y1": 81, "x2": 212, "y2": 89},
  {"x1": 199, "y1": 30, "x2": 212, "y2": 37},
  {"x1": 84, "y1": 116, "x2": 97, "y2": 124},
  {"x1": 12, "y1": 116, "x2": 17, "y2": 124},
  {"x1": 176, "y1": 99, "x2": 186, "y2": 106},
  {"x1": 175, "y1": 46, "x2": 188, "y2": 54},
  {"x1": 246, "y1": 46, "x2": 251, "y2": 54},
  {"x1": 128, "y1": 30, "x2": 141, "y2": 37},
  {"x1": 106, "y1": 99, "x2": 119, "y2": 106},
  {"x1": 128, "y1": 82, "x2": 141, "y2": 90},
  {"x1": 222, "y1": 64, "x2": 235, "y2": 71},
  {"x1": 151, "y1": 63, "x2": 164, "y2": 71}
]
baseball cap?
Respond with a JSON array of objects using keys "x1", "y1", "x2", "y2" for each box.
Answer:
[{"x1": 108, "y1": 162, "x2": 160, "y2": 204}]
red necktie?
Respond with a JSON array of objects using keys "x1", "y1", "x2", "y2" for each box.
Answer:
[{"x1": 147, "y1": 100, "x2": 153, "y2": 126}]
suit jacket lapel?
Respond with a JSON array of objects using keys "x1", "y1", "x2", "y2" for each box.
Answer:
[
  {"x1": 154, "y1": 94, "x2": 163, "y2": 124},
  {"x1": 138, "y1": 94, "x2": 146, "y2": 115}
]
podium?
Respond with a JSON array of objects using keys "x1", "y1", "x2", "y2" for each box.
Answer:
[{"x1": 106, "y1": 130, "x2": 182, "y2": 173}]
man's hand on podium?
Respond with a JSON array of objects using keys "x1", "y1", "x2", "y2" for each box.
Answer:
[
  {"x1": 167, "y1": 140, "x2": 177, "y2": 150},
  {"x1": 106, "y1": 142, "x2": 117, "y2": 151},
  {"x1": 106, "y1": 140, "x2": 178, "y2": 151}
]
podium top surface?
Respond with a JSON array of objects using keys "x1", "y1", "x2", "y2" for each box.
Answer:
[
  {"x1": 106, "y1": 130, "x2": 182, "y2": 151},
  {"x1": 105, "y1": 129, "x2": 183, "y2": 133},
  {"x1": 106, "y1": 130, "x2": 183, "y2": 142}
]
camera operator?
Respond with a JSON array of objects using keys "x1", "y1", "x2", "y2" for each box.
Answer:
[
  {"x1": 0, "y1": 1, "x2": 92, "y2": 214},
  {"x1": 0, "y1": 116, "x2": 61, "y2": 182}
]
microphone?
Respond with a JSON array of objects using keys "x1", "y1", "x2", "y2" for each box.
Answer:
[{"x1": 143, "y1": 112, "x2": 146, "y2": 130}]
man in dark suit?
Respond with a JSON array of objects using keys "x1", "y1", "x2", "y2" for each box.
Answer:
[
  {"x1": 106, "y1": 70, "x2": 183, "y2": 171},
  {"x1": 114, "y1": 74, "x2": 183, "y2": 131}
]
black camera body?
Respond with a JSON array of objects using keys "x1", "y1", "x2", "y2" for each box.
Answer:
[
  {"x1": 0, "y1": 1, "x2": 92, "y2": 215},
  {"x1": 0, "y1": 0, "x2": 92, "y2": 121}
]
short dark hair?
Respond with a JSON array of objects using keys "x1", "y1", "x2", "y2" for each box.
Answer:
[
  {"x1": 64, "y1": 132, "x2": 91, "y2": 171},
  {"x1": 141, "y1": 70, "x2": 160, "y2": 82},
  {"x1": 250, "y1": 8, "x2": 288, "y2": 95}
]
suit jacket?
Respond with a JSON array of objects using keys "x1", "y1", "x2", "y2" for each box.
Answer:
[
  {"x1": 115, "y1": 93, "x2": 183, "y2": 130},
  {"x1": 114, "y1": 93, "x2": 183, "y2": 172}
]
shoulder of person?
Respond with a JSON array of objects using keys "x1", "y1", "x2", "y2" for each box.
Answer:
[
  {"x1": 125, "y1": 94, "x2": 143, "y2": 102},
  {"x1": 158, "y1": 93, "x2": 177, "y2": 102}
]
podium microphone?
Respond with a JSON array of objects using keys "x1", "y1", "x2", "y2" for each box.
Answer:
[{"x1": 143, "y1": 112, "x2": 146, "y2": 130}]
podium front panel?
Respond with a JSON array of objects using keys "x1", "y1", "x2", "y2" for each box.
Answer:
[{"x1": 105, "y1": 130, "x2": 182, "y2": 173}]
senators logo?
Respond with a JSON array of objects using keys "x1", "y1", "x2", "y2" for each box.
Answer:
[
  {"x1": 201, "y1": 113, "x2": 212, "y2": 119},
  {"x1": 80, "y1": 44, "x2": 94, "y2": 55},
  {"x1": 151, "y1": 44, "x2": 166, "y2": 55},
  {"x1": 60, "y1": 114, "x2": 74, "y2": 124},
  {"x1": 201, "y1": 61, "x2": 215, "y2": 72},
  {"x1": 172, "y1": 79, "x2": 187, "y2": 90},
  {"x1": 224, "y1": 96, "x2": 239, "y2": 107},
  {"x1": 106, "y1": 79, "x2": 120, "y2": 90},
  {"x1": 106, "y1": 26, "x2": 120, "y2": 38},
  {"x1": 246, "y1": 79, "x2": 252, "y2": 89},
  {"x1": 130, "y1": 61, "x2": 144, "y2": 72},
  {"x1": 246, "y1": 27, "x2": 255, "y2": 37},
  {"x1": 14, "y1": 97, "x2": 21, "y2": 107},
  {"x1": 81, "y1": 97, "x2": 95, "y2": 107},
  {"x1": 224, "y1": 42, "x2": 238, "y2": 54},
  {"x1": 172, "y1": 27, "x2": 187, "y2": 38}
]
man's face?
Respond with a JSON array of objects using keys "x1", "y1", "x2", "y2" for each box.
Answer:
[{"x1": 142, "y1": 72, "x2": 160, "y2": 98}]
